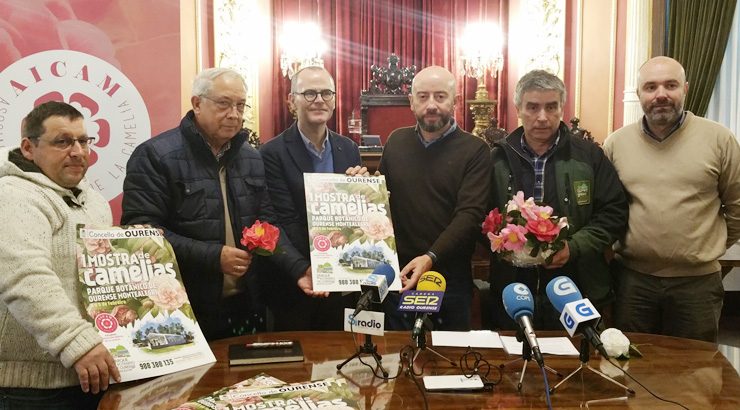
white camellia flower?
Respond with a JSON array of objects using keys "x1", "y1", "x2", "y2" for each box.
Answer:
[{"x1": 600, "y1": 328, "x2": 631, "y2": 358}]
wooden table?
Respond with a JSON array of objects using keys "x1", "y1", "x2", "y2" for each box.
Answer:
[
  {"x1": 721, "y1": 242, "x2": 740, "y2": 268},
  {"x1": 100, "y1": 331, "x2": 740, "y2": 409}
]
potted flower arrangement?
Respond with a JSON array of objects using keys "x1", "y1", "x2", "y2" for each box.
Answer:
[{"x1": 482, "y1": 191, "x2": 569, "y2": 267}]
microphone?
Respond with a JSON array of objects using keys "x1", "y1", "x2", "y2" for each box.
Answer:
[
  {"x1": 409, "y1": 271, "x2": 447, "y2": 339},
  {"x1": 502, "y1": 283, "x2": 545, "y2": 368},
  {"x1": 352, "y1": 263, "x2": 396, "y2": 318},
  {"x1": 545, "y1": 276, "x2": 609, "y2": 358}
]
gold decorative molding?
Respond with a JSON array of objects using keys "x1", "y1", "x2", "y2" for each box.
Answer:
[
  {"x1": 608, "y1": 0, "x2": 617, "y2": 134},
  {"x1": 214, "y1": 0, "x2": 263, "y2": 134},
  {"x1": 522, "y1": 0, "x2": 566, "y2": 78},
  {"x1": 575, "y1": 0, "x2": 584, "y2": 117}
]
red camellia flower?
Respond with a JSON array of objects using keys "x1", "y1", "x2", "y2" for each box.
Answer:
[
  {"x1": 241, "y1": 220, "x2": 280, "y2": 255},
  {"x1": 525, "y1": 218, "x2": 560, "y2": 243},
  {"x1": 482, "y1": 208, "x2": 504, "y2": 234}
]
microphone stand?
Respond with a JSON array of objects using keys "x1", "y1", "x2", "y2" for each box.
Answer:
[
  {"x1": 549, "y1": 338, "x2": 635, "y2": 395},
  {"x1": 337, "y1": 308, "x2": 389, "y2": 377},
  {"x1": 499, "y1": 328, "x2": 562, "y2": 390},
  {"x1": 411, "y1": 317, "x2": 456, "y2": 367}
]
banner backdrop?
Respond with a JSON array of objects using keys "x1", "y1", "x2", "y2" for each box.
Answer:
[{"x1": 0, "y1": 0, "x2": 183, "y2": 222}]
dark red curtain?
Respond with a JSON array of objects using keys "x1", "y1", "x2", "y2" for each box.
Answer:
[{"x1": 270, "y1": 0, "x2": 507, "y2": 139}]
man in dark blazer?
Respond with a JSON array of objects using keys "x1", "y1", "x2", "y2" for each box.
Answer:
[{"x1": 260, "y1": 66, "x2": 361, "y2": 330}]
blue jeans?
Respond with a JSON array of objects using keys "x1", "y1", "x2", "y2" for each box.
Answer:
[{"x1": 0, "y1": 386, "x2": 102, "y2": 410}]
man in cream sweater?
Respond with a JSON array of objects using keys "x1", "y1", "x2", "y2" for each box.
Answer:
[
  {"x1": 0, "y1": 102, "x2": 120, "y2": 408},
  {"x1": 604, "y1": 56, "x2": 740, "y2": 342}
]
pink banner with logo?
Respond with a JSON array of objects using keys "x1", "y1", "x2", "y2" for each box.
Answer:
[{"x1": 0, "y1": 0, "x2": 183, "y2": 222}]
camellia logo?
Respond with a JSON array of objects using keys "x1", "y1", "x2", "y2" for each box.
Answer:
[{"x1": 0, "y1": 50, "x2": 151, "y2": 201}]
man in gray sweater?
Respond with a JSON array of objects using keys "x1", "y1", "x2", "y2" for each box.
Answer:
[{"x1": 0, "y1": 101, "x2": 120, "y2": 408}]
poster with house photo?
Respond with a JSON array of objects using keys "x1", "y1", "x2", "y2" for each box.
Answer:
[{"x1": 304, "y1": 173, "x2": 401, "y2": 292}]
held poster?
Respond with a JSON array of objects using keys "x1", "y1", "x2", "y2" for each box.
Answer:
[
  {"x1": 304, "y1": 173, "x2": 401, "y2": 292},
  {"x1": 76, "y1": 225, "x2": 215, "y2": 382}
]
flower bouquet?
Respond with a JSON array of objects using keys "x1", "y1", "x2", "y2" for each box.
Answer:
[
  {"x1": 241, "y1": 220, "x2": 280, "y2": 256},
  {"x1": 482, "y1": 191, "x2": 569, "y2": 267}
]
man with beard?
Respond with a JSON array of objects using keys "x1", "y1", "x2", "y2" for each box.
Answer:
[
  {"x1": 377, "y1": 66, "x2": 491, "y2": 330},
  {"x1": 604, "y1": 56, "x2": 740, "y2": 342}
]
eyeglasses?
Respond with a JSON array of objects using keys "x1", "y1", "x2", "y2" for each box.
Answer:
[
  {"x1": 202, "y1": 96, "x2": 250, "y2": 113},
  {"x1": 35, "y1": 136, "x2": 97, "y2": 150},
  {"x1": 295, "y1": 89, "x2": 336, "y2": 102}
]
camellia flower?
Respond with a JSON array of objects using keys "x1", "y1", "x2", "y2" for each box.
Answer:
[
  {"x1": 111, "y1": 304, "x2": 137, "y2": 327},
  {"x1": 501, "y1": 224, "x2": 528, "y2": 251},
  {"x1": 241, "y1": 220, "x2": 280, "y2": 255},
  {"x1": 148, "y1": 275, "x2": 189, "y2": 311},
  {"x1": 360, "y1": 212, "x2": 394, "y2": 241},
  {"x1": 482, "y1": 208, "x2": 503, "y2": 234},
  {"x1": 487, "y1": 232, "x2": 505, "y2": 252},
  {"x1": 525, "y1": 218, "x2": 561, "y2": 242},
  {"x1": 483, "y1": 191, "x2": 569, "y2": 267},
  {"x1": 522, "y1": 204, "x2": 554, "y2": 221},
  {"x1": 601, "y1": 328, "x2": 631, "y2": 358}
]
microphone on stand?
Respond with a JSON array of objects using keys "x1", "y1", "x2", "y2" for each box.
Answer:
[
  {"x1": 545, "y1": 276, "x2": 609, "y2": 358},
  {"x1": 398, "y1": 271, "x2": 454, "y2": 366},
  {"x1": 408, "y1": 271, "x2": 447, "y2": 340},
  {"x1": 502, "y1": 283, "x2": 545, "y2": 368},
  {"x1": 352, "y1": 263, "x2": 396, "y2": 318}
]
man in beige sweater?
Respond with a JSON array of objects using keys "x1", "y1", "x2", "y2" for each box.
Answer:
[
  {"x1": 604, "y1": 56, "x2": 740, "y2": 342},
  {"x1": 0, "y1": 102, "x2": 120, "y2": 408}
]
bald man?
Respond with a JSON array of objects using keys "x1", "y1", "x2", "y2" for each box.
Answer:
[
  {"x1": 378, "y1": 66, "x2": 491, "y2": 331},
  {"x1": 604, "y1": 56, "x2": 740, "y2": 342}
]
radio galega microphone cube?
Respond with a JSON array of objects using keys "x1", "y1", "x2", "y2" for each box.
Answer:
[{"x1": 560, "y1": 299, "x2": 601, "y2": 337}]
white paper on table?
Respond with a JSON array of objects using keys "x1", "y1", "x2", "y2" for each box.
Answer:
[
  {"x1": 431, "y1": 330, "x2": 503, "y2": 348},
  {"x1": 499, "y1": 336, "x2": 579, "y2": 356}
]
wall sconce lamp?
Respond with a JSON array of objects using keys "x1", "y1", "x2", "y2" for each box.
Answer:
[
  {"x1": 459, "y1": 22, "x2": 504, "y2": 138},
  {"x1": 279, "y1": 22, "x2": 327, "y2": 79}
]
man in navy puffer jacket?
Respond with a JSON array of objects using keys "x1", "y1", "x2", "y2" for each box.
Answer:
[{"x1": 122, "y1": 68, "x2": 317, "y2": 340}]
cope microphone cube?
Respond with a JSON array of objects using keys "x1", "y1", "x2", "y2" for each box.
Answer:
[
  {"x1": 559, "y1": 298, "x2": 601, "y2": 337},
  {"x1": 397, "y1": 271, "x2": 446, "y2": 313}
]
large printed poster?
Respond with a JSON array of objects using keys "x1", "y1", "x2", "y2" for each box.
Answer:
[
  {"x1": 304, "y1": 173, "x2": 401, "y2": 292},
  {"x1": 77, "y1": 225, "x2": 215, "y2": 382}
]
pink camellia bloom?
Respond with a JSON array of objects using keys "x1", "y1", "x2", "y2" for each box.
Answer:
[
  {"x1": 241, "y1": 220, "x2": 280, "y2": 254},
  {"x1": 482, "y1": 208, "x2": 503, "y2": 234},
  {"x1": 508, "y1": 191, "x2": 537, "y2": 216},
  {"x1": 487, "y1": 232, "x2": 505, "y2": 252},
  {"x1": 148, "y1": 275, "x2": 189, "y2": 311},
  {"x1": 361, "y1": 212, "x2": 395, "y2": 241},
  {"x1": 522, "y1": 204, "x2": 554, "y2": 221},
  {"x1": 525, "y1": 218, "x2": 561, "y2": 242},
  {"x1": 111, "y1": 304, "x2": 138, "y2": 327},
  {"x1": 501, "y1": 224, "x2": 528, "y2": 251}
]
